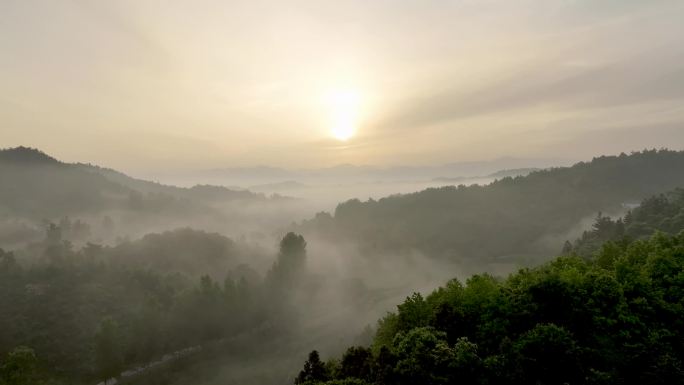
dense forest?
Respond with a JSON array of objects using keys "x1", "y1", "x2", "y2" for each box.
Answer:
[
  {"x1": 0, "y1": 228, "x2": 311, "y2": 384},
  {"x1": 294, "y1": 199, "x2": 684, "y2": 384},
  {"x1": 0, "y1": 147, "x2": 271, "y2": 219},
  {"x1": 0, "y1": 147, "x2": 297, "y2": 248},
  {"x1": 3, "y1": 148, "x2": 684, "y2": 385},
  {"x1": 566, "y1": 188, "x2": 684, "y2": 257},
  {"x1": 300, "y1": 150, "x2": 684, "y2": 264},
  {"x1": 0, "y1": 147, "x2": 258, "y2": 219},
  {"x1": 4, "y1": 0, "x2": 682, "y2": 383}
]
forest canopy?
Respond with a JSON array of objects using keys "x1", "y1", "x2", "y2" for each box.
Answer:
[
  {"x1": 300, "y1": 150, "x2": 684, "y2": 264},
  {"x1": 295, "y1": 230, "x2": 684, "y2": 385},
  {"x1": 3, "y1": 148, "x2": 684, "y2": 385}
]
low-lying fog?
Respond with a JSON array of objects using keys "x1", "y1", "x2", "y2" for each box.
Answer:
[
  {"x1": 144, "y1": 163, "x2": 549, "y2": 218},
  {"x1": 6, "y1": 148, "x2": 665, "y2": 385}
]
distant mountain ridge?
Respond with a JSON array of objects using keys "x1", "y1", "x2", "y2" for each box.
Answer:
[
  {"x1": 0, "y1": 146, "x2": 270, "y2": 220},
  {"x1": 432, "y1": 168, "x2": 541, "y2": 183},
  {"x1": 487, "y1": 167, "x2": 541, "y2": 178},
  {"x1": 0, "y1": 146, "x2": 60, "y2": 164},
  {"x1": 158, "y1": 157, "x2": 570, "y2": 186},
  {"x1": 249, "y1": 180, "x2": 309, "y2": 192},
  {"x1": 75, "y1": 162, "x2": 262, "y2": 202},
  {"x1": 299, "y1": 149, "x2": 684, "y2": 266}
]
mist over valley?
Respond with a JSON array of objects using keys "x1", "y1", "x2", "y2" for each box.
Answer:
[{"x1": 2, "y1": 1, "x2": 684, "y2": 383}]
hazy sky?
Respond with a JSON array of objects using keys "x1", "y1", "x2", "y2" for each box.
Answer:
[{"x1": 2, "y1": 0, "x2": 683, "y2": 173}]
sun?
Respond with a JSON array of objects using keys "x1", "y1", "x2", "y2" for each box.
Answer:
[{"x1": 325, "y1": 89, "x2": 361, "y2": 141}]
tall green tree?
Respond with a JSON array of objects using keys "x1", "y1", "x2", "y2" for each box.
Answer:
[{"x1": 295, "y1": 350, "x2": 328, "y2": 384}]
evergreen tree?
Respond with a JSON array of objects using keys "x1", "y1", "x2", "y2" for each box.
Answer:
[{"x1": 295, "y1": 350, "x2": 328, "y2": 384}]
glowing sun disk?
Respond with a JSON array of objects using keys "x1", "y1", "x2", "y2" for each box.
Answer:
[{"x1": 326, "y1": 89, "x2": 361, "y2": 141}]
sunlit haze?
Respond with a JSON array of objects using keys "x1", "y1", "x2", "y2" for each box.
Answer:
[
  {"x1": 326, "y1": 88, "x2": 361, "y2": 141},
  {"x1": 1, "y1": 0, "x2": 684, "y2": 175},
  {"x1": 3, "y1": 2, "x2": 684, "y2": 385}
]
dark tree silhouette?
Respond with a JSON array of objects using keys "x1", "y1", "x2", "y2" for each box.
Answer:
[
  {"x1": 295, "y1": 350, "x2": 328, "y2": 384},
  {"x1": 268, "y1": 232, "x2": 307, "y2": 288}
]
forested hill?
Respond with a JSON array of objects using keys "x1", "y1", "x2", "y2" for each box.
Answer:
[
  {"x1": 293, "y1": 198, "x2": 684, "y2": 385},
  {"x1": 567, "y1": 188, "x2": 684, "y2": 256},
  {"x1": 74, "y1": 163, "x2": 261, "y2": 203},
  {"x1": 300, "y1": 149, "x2": 684, "y2": 262},
  {"x1": 294, "y1": 231, "x2": 684, "y2": 385},
  {"x1": 0, "y1": 147, "x2": 268, "y2": 220},
  {"x1": 0, "y1": 230, "x2": 298, "y2": 384}
]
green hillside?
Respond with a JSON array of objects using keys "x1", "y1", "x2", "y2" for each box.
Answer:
[
  {"x1": 301, "y1": 150, "x2": 684, "y2": 263},
  {"x1": 0, "y1": 147, "x2": 266, "y2": 220}
]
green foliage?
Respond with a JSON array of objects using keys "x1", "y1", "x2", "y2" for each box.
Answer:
[
  {"x1": 298, "y1": 232, "x2": 684, "y2": 385},
  {"x1": 451, "y1": 337, "x2": 482, "y2": 383},
  {"x1": 511, "y1": 323, "x2": 581, "y2": 384},
  {"x1": 571, "y1": 188, "x2": 684, "y2": 256},
  {"x1": 108, "y1": 228, "x2": 248, "y2": 276},
  {"x1": 0, "y1": 346, "x2": 38, "y2": 385},
  {"x1": 396, "y1": 293, "x2": 430, "y2": 330},
  {"x1": 0, "y1": 231, "x2": 309, "y2": 383},
  {"x1": 301, "y1": 150, "x2": 684, "y2": 264},
  {"x1": 339, "y1": 347, "x2": 373, "y2": 382},
  {"x1": 0, "y1": 146, "x2": 268, "y2": 223},
  {"x1": 393, "y1": 327, "x2": 453, "y2": 385},
  {"x1": 372, "y1": 314, "x2": 399, "y2": 354}
]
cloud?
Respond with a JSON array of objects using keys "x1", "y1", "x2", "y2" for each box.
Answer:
[
  {"x1": 375, "y1": 45, "x2": 684, "y2": 133},
  {"x1": 1, "y1": 0, "x2": 683, "y2": 170}
]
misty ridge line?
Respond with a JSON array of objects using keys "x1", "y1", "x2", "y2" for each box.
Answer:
[
  {"x1": 1, "y1": 145, "x2": 683, "y2": 252},
  {"x1": 2, "y1": 145, "x2": 683, "y2": 257},
  {"x1": 2, "y1": 146, "x2": 684, "y2": 385},
  {"x1": 0, "y1": 146, "x2": 551, "y2": 193},
  {"x1": 145, "y1": 157, "x2": 572, "y2": 187},
  {"x1": 2, "y1": 1, "x2": 684, "y2": 383}
]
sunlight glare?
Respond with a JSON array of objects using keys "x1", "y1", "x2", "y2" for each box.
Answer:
[{"x1": 326, "y1": 89, "x2": 361, "y2": 141}]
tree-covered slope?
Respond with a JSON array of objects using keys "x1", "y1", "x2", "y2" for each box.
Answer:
[
  {"x1": 295, "y1": 232, "x2": 684, "y2": 385},
  {"x1": 301, "y1": 149, "x2": 684, "y2": 262},
  {"x1": 0, "y1": 147, "x2": 266, "y2": 220},
  {"x1": 76, "y1": 163, "x2": 265, "y2": 203},
  {"x1": 0, "y1": 230, "x2": 307, "y2": 384},
  {"x1": 567, "y1": 188, "x2": 684, "y2": 256},
  {"x1": 0, "y1": 147, "x2": 131, "y2": 218}
]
